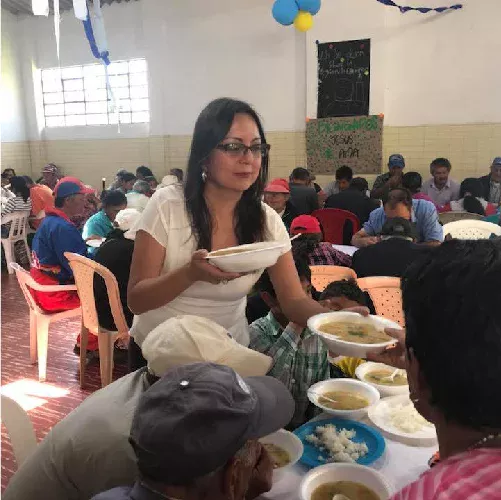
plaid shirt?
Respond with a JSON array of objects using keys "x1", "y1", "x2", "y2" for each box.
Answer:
[
  {"x1": 249, "y1": 312, "x2": 330, "y2": 429},
  {"x1": 309, "y1": 242, "x2": 352, "y2": 267}
]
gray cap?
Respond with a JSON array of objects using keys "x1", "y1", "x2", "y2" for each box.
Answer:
[
  {"x1": 388, "y1": 154, "x2": 405, "y2": 168},
  {"x1": 130, "y1": 362, "x2": 295, "y2": 484},
  {"x1": 492, "y1": 157, "x2": 501, "y2": 167}
]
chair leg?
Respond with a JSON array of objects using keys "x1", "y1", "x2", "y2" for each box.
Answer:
[
  {"x1": 29, "y1": 312, "x2": 38, "y2": 364},
  {"x1": 98, "y1": 332, "x2": 114, "y2": 388},
  {"x1": 79, "y1": 325, "x2": 89, "y2": 389},
  {"x1": 3, "y1": 241, "x2": 14, "y2": 274},
  {"x1": 36, "y1": 316, "x2": 50, "y2": 382},
  {"x1": 23, "y1": 238, "x2": 31, "y2": 266}
]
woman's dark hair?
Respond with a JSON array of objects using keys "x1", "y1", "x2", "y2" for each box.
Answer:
[
  {"x1": 290, "y1": 167, "x2": 310, "y2": 182},
  {"x1": 402, "y1": 239, "x2": 501, "y2": 430},
  {"x1": 136, "y1": 166, "x2": 153, "y2": 178},
  {"x1": 402, "y1": 172, "x2": 423, "y2": 195},
  {"x1": 319, "y1": 278, "x2": 366, "y2": 305},
  {"x1": 120, "y1": 172, "x2": 136, "y2": 183},
  {"x1": 383, "y1": 188, "x2": 413, "y2": 210},
  {"x1": 22, "y1": 175, "x2": 34, "y2": 186},
  {"x1": 184, "y1": 98, "x2": 269, "y2": 250},
  {"x1": 349, "y1": 177, "x2": 369, "y2": 192},
  {"x1": 459, "y1": 178, "x2": 485, "y2": 216},
  {"x1": 170, "y1": 168, "x2": 184, "y2": 182},
  {"x1": 101, "y1": 189, "x2": 127, "y2": 208},
  {"x1": 9, "y1": 176, "x2": 30, "y2": 202},
  {"x1": 291, "y1": 234, "x2": 322, "y2": 264},
  {"x1": 335, "y1": 165, "x2": 353, "y2": 182},
  {"x1": 3, "y1": 168, "x2": 16, "y2": 176}
]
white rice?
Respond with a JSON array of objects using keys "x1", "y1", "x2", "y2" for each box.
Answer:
[
  {"x1": 306, "y1": 424, "x2": 368, "y2": 463},
  {"x1": 389, "y1": 402, "x2": 434, "y2": 434}
]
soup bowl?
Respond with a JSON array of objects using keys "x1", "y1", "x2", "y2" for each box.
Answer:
[
  {"x1": 300, "y1": 463, "x2": 393, "y2": 500},
  {"x1": 207, "y1": 241, "x2": 288, "y2": 273},
  {"x1": 307, "y1": 379, "x2": 380, "y2": 420},
  {"x1": 355, "y1": 362, "x2": 409, "y2": 398},
  {"x1": 308, "y1": 311, "x2": 401, "y2": 358},
  {"x1": 259, "y1": 429, "x2": 304, "y2": 482}
]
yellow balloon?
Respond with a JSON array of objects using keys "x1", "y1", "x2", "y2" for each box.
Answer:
[{"x1": 294, "y1": 11, "x2": 313, "y2": 32}]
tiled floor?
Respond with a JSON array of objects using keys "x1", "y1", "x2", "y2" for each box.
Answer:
[{"x1": 1, "y1": 271, "x2": 127, "y2": 491}]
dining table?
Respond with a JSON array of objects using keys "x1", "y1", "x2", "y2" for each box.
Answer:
[
  {"x1": 261, "y1": 413, "x2": 437, "y2": 500},
  {"x1": 332, "y1": 244, "x2": 358, "y2": 257}
]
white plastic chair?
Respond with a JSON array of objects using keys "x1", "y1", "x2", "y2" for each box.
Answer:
[
  {"x1": 1, "y1": 394, "x2": 37, "y2": 467},
  {"x1": 442, "y1": 220, "x2": 501, "y2": 240},
  {"x1": 10, "y1": 263, "x2": 82, "y2": 381},
  {"x1": 1, "y1": 210, "x2": 31, "y2": 273}
]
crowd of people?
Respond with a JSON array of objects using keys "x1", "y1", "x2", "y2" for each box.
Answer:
[{"x1": 2, "y1": 97, "x2": 501, "y2": 500}]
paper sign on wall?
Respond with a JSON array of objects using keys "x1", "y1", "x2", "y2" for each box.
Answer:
[{"x1": 306, "y1": 115, "x2": 383, "y2": 175}]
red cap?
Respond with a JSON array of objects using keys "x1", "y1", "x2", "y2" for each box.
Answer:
[
  {"x1": 53, "y1": 176, "x2": 94, "y2": 198},
  {"x1": 290, "y1": 215, "x2": 321, "y2": 235},
  {"x1": 264, "y1": 178, "x2": 290, "y2": 194}
]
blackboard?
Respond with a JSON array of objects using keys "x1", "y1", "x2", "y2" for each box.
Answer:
[
  {"x1": 317, "y1": 39, "x2": 371, "y2": 119},
  {"x1": 306, "y1": 115, "x2": 383, "y2": 175}
]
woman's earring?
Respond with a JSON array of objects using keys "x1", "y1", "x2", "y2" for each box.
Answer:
[{"x1": 201, "y1": 171, "x2": 207, "y2": 183}]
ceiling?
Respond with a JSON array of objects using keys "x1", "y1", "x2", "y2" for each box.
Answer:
[{"x1": 2, "y1": 0, "x2": 138, "y2": 16}]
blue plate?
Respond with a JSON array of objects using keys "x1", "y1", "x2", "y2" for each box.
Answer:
[{"x1": 293, "y1": 418, "x2": 386, "y2": 468}]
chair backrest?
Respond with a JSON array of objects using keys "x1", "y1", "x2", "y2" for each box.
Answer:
[
  {"x1": 438, "y1": 211, "x2": 484, "y2": 225},
  {"x1": 1, "y1": 210, "x2": 30, "y2": 240},
  {"x1": 311, "y1": 265, "x2": 358, "y2": 292},
  {"x1": 357, "y1": 276, "x2": 405, "y2": 327},
  {"x1": 311, "y1": 208, "x2": 361, "y2": 245},
  {"x1": 64, "y1": 252, "x2": 129, "y2": 334},
  {"x1": 11, "y1": 263, "x2": 48, "y2": 315},
  {"x1": 1, "y1": 394, "x2": 37, "y2": 467},
  {"x1": 442, "y1": 220, "x2": 501, "y2": 240}
]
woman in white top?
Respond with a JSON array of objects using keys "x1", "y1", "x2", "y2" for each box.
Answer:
[{"x1": 127, "y1": 98, "x2": 327, "y2": 367}]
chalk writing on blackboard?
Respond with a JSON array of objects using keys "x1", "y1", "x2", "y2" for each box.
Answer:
[{"x1": 317, "y1": 39, "x2": 371, "y2": 118}]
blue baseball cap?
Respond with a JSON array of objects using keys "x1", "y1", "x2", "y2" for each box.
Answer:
[
  {"x1": 53, "y1": 176, "x2": 93, "y2": 199},
  {"x1": 388, "y1": 154, "x2": 405, "y2": 168},
  {"x1": 492, "y1": 157, "x2": 501, "y2": 167}
]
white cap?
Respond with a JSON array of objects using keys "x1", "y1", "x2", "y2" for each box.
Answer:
[
  {"x1": 142, "y1": 315, "x2": 272, "y2": 378},
  {"x1": 114, "y1": 208, "x2": 141, "y2": 240}
]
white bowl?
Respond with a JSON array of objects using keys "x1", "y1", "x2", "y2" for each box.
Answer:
[
  {"x1": 308, "y1": 311, "x2": 401, "y2": 358},
  {"x1": 207, "y1": 241, "x2": 287, "y2": 273},
  {"x1": 259, "y1": 429, "x2": 304, "y2": 482},
  {"x1": 300, "y1": 463, "x2": 393, "y2": 500},
  {"x1": 355, "y1": 362, "x2": 409, "y2": 398},
  {"x1": 307, "y1": 378, "x2": 380, "y2": 421}
]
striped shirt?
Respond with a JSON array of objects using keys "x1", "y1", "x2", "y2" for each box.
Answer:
[
  {"x1": 249, "y1": 312, "x2": 330, "y2": 429},
  {"x1": 309, "y1": 242, "x2": 352, "y2": 267},
  {"x1": 392, "y1": 448, "x2": 501, "y2": 500},
  {"x1": 1, "y1": 195, "x2": 31, "y2": 217}
]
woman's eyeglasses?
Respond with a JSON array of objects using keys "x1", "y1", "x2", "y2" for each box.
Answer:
[{"x1": 216, "y1": 143, "x2": 271, "y2": 158}]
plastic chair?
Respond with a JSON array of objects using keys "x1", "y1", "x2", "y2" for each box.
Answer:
[
  {"x1": 442, "y1": 220, "x2": 501, "y2": 240},
  {"x1": 1, "y1": 394, "x2": 37, "y2": 468},
  {"x1": 311, "y1": 266, "x2": 358, "y2": 292},
  {"x1": 311, "y1": 209, "x2": 361, "y2": 245},
  {"x1": 1, "y1": 210, "x2": 31, "y2": 274},
  {"x1": 65, "y1": 252, "x2": 130, "y2": 388},
  {"x1": 438, "y1": 211, "x2": 484, "y2": 225},
  {"x1": 10, "y1": 263, "x2": 82, "y2": 381},
  {"x1": 357, "y1": 276, "x2": 405, "y2": 328}
]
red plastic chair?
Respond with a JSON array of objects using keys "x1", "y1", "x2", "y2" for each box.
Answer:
[{"x1": 311, "y1": 208, "x2": 361, "y2": 245}]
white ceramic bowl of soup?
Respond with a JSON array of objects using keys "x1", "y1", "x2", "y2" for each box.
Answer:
[
  {"x1": 259, "y1": 429, "x2": 304, "y2": 482},
  {"x1": 207, "y1": 241, "x2": 288, "y2": 273},
  {"x1": 355, "y1": 362, "x2": 409, "y2": 398},
  {"x1": 308, "y1": 311, "x2": 401, "y2": 358},
  {"x1": 307, "y1": 379, "x2": 380, "y2": 420},
  {"x1": 300, "y1": 463, "x2": 393, "y2": 500}
]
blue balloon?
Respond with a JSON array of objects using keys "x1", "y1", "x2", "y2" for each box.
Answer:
[
  {"x1": 297, "y1": 0, "x2": 321, "y2": 15},
  {"x1": 272, "y1": 0, "x2": 299, "y2": 26}
]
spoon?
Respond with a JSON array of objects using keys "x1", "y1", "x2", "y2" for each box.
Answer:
[
  {"x1": 333, "y1": 495, "x2": 352, "y2": 500},
  {"x1": 381, "y1": 368, "x2": 401, "y2": 382},
  {"x1": 290, "y1": 233, "x2": 302, "y2": 242},
  {"x1": 310, "y1": 391, "x2": 339, "y2": 406}
]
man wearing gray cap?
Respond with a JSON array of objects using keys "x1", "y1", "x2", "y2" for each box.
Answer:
[
  {"x1": 371, "y1": 153, "x2": 406, "y2": 199},
  {"x1": 92, "y1": 362, "x2": 295, "y2": 500},
  {"x1": 479, "y1": 157, "x2": 501, "y2": 205}
]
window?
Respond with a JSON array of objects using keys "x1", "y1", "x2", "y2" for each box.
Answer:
[{"x1": 41, "y1": 58, "x2": 149, "y2": 127}]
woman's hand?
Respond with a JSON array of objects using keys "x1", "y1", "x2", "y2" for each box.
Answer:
[
  {"x1": 367, "y1": 328, "x2": 406, "y2": 368},
  {"x1": 187, "y1": 250, "x2": 243, "y2": 285}
]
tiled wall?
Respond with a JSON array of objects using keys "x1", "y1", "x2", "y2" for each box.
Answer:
[{"x1": 2, "y1": 123, "x2": 500, "y2": 188}]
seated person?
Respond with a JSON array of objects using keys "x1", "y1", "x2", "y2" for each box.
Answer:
[
  {"x1": 352, "y1": 188, "x2": 443, "y2": 247},
  {"x1": 2, "y1": 167, "x2": 16, "y2": 181},
  {"x1": 288, "y1": 167, "x2": 319, "y2": 215},
  {"x1": 352, "y1": 217, "x2": 430, "y2": 278},
  {"x1": 371, "y1": 154, "x2": 405, "y2": 199},
  {"x1": 3, "y1": 316, "x2": 274, "y2": 500},
  {"x1": 402, "y1": 172, "x2": 437, "y2": 207},
  {"x1": 110, "y1": 171, "x2": 136, "y2": 194},
  {"x1": 125, "y1": 180, "x2": 153, "y2": 212},
  {"x1": 308, "y1": 172, "x2": 326, "y2": 206},
  {"x1": 23, "y1": 176, "x2": 54, "y2": 229},
  {"x1": 92, "y1": 362, "x2": 293, "y2": 500},
  {"x1": 1, "y1": 173, "x2": 15, "y2": 205},
  {"x1": 421, "y1": 158, "x2": 460, "y2": 207},
  {"x1": 479, "y1": 157, "x2": 501, "y2": 204},
  {"x1": 135, "y1": 165, "x2": 154, "y2": 181},
  {"x1": 324, "y1": 176, "x2": 380, "y2": 225},
  {"x1": 143, "y1": 175, "x2": 158, "y2": 191},
  {"x1": 248, "y1": 256, "x2": 330, "y2": 429},
  {"x1": 170, "y1": 168, "x2": 184, "y2": 183},
  {"x1": 323, "y1": 165, "x2": 353, "y2": 199},
  {"x1": 83, "y1": 190, "x2": 127, "y2": 255},
  {"x1": 372, "y1": 240, "x2": 501, "y2": 499},
  {"x1": 441, "y1": 178, "x2": 498, "y2": 217},
  {"x1": 37, "y1": 163, "x2": 62, "y2": 190},
  {"x1": 263, "y1": 178, "x2": 298, "y2": 231},
  {"x1": 70, "y1": 184, "x2": 101, "y2": 231},
  {"x1": 290, "y1": 215, "x2": 352, "y2": 267},
  {"x1": 1, "y1": 176, "x2": 32, "y2": 237},
  {"x1": 94, "y1": 209, "x2": 141, "y2": 332}
]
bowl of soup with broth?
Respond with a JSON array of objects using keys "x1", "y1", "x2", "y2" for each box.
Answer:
[
  {"x1": 308, "y1": 312, "x2": 401, "y2": 358},
  {"x1": 356, "y1": 362, "x2": 409, "y2": 397}
]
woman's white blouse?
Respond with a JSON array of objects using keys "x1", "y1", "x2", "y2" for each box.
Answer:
[{"x1": 129, "y1": 184, "x2": 291, "y2": 347}]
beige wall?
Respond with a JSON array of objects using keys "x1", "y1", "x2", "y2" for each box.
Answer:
[{"x1": 2, "y1": 122, "x2": 500, "y2": 188}]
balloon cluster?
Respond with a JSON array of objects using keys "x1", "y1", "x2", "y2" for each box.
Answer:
[{"x1": 272, "y1": 0, "x2": 321, "y2": 32}]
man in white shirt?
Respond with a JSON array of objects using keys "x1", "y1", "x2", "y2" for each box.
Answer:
[
  {"x1": 125, "y1": 180, "x2": 152, "y2": 212},
  {"x1": 421, "y1": 158, "x2": 460, "y2": 207}
]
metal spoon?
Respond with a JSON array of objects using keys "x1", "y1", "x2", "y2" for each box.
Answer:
[
  {"x1": 381, "y1": 368, "x2": 402, "y2": 382},
  {"x1": 290, "y1": 233, "x2": 302, "y2": 242},
  {"x1": 310, "y1": 391, "x2": 339, "y2": 406},
  {"x1": 333, "y1": 494, "x2": 352, "y2": 500}
]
